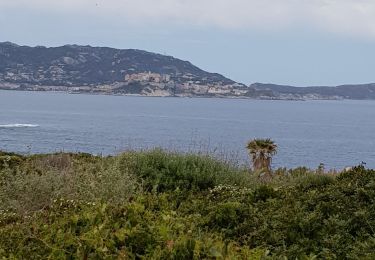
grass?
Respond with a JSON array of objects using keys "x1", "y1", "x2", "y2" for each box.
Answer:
[
  {"x1": 0, "y1": 149, "x2": 374, "y2": 259},
  {"x1": 0, "y1": 152, "x2": 140, "y2": 214}
]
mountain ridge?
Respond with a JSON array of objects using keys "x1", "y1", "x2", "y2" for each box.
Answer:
[
  {"x1": 1, "y1": 42, "x2": 375, "y2": 99},
  {"x1": 0, "y1": 42, "x2": 235, "y2": 86},
  {"x1": 0, "y1": 42, "x2": 266, "y2": 97}
]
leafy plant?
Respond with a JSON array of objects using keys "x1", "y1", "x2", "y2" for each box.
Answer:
[{"x1": 246, "y1": 138, "x2": 277, "y2": 177}]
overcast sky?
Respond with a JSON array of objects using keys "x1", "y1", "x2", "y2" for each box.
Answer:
[{"x1": 1, "y1": 0, "x2": 375, "y2": 86}]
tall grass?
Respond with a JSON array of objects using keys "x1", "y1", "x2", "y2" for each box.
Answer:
[{"x1": 0, "y1": 152, "x2": 140, "y2": 214}]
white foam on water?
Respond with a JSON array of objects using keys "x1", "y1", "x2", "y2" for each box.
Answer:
[{"x1": 0, "y1": 124, "x2": 39, "y2": 128}]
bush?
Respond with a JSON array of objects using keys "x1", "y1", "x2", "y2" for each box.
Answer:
[
  {"x1": 296, "y1": 174, "x2": 335, "y2": 191},
  {"x1": 0, "y1": 154, "x2": 24, "y2": 171},
  {"x1": 117, "y1": 149, "x2": 250, "y2": 192},
  {"x1": 0, "y1": 199, "x2": 265, "y2": 259},
  {"x1": 1, "y1": 150, "x2": 375, "y2": 259}
]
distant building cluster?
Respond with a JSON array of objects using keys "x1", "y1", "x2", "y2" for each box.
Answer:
[{"x1": 125, "y1": 72, "x2": 171, "y2": 83}]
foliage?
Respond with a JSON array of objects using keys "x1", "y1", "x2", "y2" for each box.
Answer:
[
  {"x1": 1, "y1": 149, "x2": 375, "y2": 259},
  {"x1": 116, "y1": 149, "x2": 252, "y2": 192}
]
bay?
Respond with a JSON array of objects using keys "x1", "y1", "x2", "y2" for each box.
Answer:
[{"x1": 1, "y1": 90, "x2": 374, "y2": 169}]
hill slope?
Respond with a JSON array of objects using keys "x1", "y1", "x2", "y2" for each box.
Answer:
[
  {"x1": 0, "y1": 42, "x2": 234, "y2": 86},
  {"x1": 0, "y1": 42, "x2": 264, "y2": 97}
]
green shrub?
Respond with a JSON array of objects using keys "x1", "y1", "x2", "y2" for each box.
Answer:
[
  {"x1": 296, "y1": 174, "x2": 335, "y2": 191},
  {"x1": 208, "y1": 202, "x2": 245, "y2": 229},
  {"x1": 0, "y1": 154, "x2": 24, "y2": 171},
  {"x1": 252, "y1": 185, "x2": 279, "y2": 202},
  {"x1": 1, "y1": 150, "x2": 375, "y2": 259},
  {"x1": 117, "y1": 149, "x2": 250, "y2": 192}
]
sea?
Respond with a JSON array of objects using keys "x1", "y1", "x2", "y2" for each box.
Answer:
[{"x1": 1, "y1": 90, "x2": 374, "y2": 170}]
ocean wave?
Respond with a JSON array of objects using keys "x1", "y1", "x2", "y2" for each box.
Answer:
[{"x1": 0, "y1": 124, "x2": 39, "y2": 128}]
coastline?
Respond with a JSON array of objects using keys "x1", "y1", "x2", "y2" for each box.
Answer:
[{"x1": 0, "y1": 87, "x2": 347, "y2": 101}]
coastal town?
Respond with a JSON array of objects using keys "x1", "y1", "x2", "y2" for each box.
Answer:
[{"x1": 0, "y1": 70, "x2": 263, "y2": 98}]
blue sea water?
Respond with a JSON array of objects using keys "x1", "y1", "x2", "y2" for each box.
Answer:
[{"x1": 1, "y1": 90, "x2": 374, "y2": 169}]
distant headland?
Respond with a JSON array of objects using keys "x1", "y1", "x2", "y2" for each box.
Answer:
[{"x1": 1, "y1": 42, "x2": 375, "y2": 100}]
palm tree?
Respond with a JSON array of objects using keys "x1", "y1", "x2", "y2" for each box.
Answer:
[{"x1": 246, "y1": 138, "x2": 277, "y2": 174}]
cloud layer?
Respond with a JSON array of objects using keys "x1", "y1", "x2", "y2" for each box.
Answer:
[{"x1": 2, "y1": 0, "x2": 375, "y2": 38}]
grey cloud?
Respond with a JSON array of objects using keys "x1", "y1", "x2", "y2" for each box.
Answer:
[{"x1": 1, "y1": 0, "x2": 375, "y2": 38}]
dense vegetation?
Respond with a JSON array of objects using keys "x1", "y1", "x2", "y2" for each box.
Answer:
[{"x1": 1, "y1": 149, "x2": 375, "y2": 259}]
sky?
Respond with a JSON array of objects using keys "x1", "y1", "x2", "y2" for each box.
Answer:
[{"x1": 1, "y1": 0, "x2": 375, "y2": 86}]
